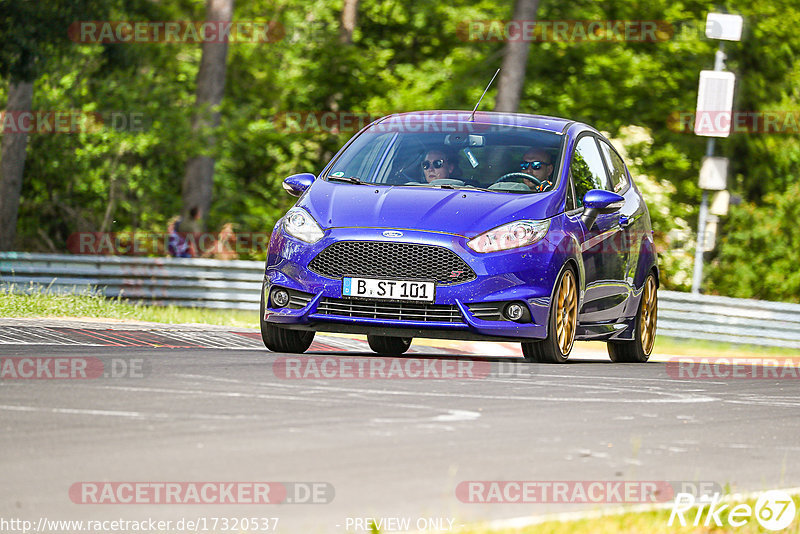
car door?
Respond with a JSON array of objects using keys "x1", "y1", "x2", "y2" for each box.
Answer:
[
  {"x1": 570, "y1": 135, "x2": 630, "y2": 324},
  {"x1": 597, "y1": 138, "x2": 641, "y2": 316}
]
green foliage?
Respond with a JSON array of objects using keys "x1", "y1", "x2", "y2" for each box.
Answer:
[
  {"x1": 612, "y1": 127, "x2": 695, "y2": 291},
  {"x1": 0, "y1": 0, "x2": 112, "y2": 82},
  {"x1": 707, "y1": 182, "x2": 800, "y2": 301},
  {"x1": 569, "y1": 152, "x2": 595, "y2": 207},
  {"x1": 2, "y1": 0, "x2": 800, "y2": 299}
]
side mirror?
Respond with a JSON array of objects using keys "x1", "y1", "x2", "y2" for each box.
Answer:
[
  {"x1": 282, "y1": 173, "x2": 316, "y2": 197},
  {"x1": 581, "y1": 189, "x2": 624, "y2": 229}
]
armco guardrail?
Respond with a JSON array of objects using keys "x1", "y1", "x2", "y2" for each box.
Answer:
[
  {"x1": 656, "y1": 291, "x2": 800, "y2": 350},
  {"x1": 2, "y1": 252, "x2": 800, "y2": 350},
  {"x1": 0, "y1": 252, "x2": 264, "y2": 310}
]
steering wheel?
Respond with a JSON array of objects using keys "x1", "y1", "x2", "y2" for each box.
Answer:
[
  {"x1": 497, "y1": 172, "x2": 542, "y2": 186},
  {"x1": 392, "y1": 168, "x2": 416, "y2": 183}
]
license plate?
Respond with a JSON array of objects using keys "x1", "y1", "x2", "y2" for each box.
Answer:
[{"x1": 342, "y1": 277, "x2": 435, "y2": 302}]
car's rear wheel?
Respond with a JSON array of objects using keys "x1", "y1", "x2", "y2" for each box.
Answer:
[
  {"x1": 607, "y1": 272, "x2": 657, "y2": 363},
  {"x1": 367, "y1": 335, "x2": 412, "y2": 356},
  {"x1": 521, "y1": 266, "x2": 578, "y2": 364},
  {"x1": 260, "y1": 286, "x2": 315, "y2": 353}
]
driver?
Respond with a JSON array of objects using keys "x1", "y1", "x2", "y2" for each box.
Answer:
[
  {"x1": 421, "y1": 148, "x2": 460, "y2": 183},
  {"x1": 519, "y1": 148, "x2": 555, "y2": 191}
]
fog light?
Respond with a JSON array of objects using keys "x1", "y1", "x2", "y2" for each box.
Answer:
[
  {"x1": 504, "y1": 302, "x2": 525, "y2": 321},
  {"x1": 271, "y1": 288, "x2": 290, "y2": 308}
]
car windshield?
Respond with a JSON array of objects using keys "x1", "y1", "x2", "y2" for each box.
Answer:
[{"x1": 324, "y1": 119, "x2": 564, "y2": 193}]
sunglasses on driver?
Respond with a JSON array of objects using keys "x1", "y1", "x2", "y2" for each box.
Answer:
[{"x1": 520, "y1": 160, "x2": 550, "y2": 171}]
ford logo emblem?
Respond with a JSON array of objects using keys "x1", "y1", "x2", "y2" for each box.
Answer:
[{"x1": 382, "y1": 230, "x2": 403, "y2": 238}]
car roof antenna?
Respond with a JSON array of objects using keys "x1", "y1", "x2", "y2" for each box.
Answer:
[{"x1": 469, "y1": 68, "x2": 500, "y2": 122}]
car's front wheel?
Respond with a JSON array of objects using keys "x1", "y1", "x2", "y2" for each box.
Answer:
[
  {"x1": 260, "y1": 288, "x2": 314, "y2": 353},
  {"x1": 607, "y1": 272, "x2": 657, "y2": 363},
  {"x1": 521, "y1": 266, "x2": 578, "y2": 364},
  {"x1": 367, "y1": 335, "x2": 412, "y2": 356}
]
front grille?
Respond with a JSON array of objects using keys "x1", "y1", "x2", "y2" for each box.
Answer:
[
  {"x1": 286, "y1": 289, "x2": 314, "y2": 309},
  {"x1": 309, "y1": 241, "x2": 475, "y2": 285},
  {"x1": 316, "y1": 297, "x2": 463, "y2": 323}
]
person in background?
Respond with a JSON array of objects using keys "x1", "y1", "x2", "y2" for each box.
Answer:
[
  {"x1": 167, "y1": 216, "x2": 191, "y2": 258},
  {"x1": 202, "y1": 222, "x2": 238, "y2": 260}
]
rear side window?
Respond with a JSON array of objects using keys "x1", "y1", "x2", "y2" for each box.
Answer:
[
  {"x1": 599, "y1": 141, "x2": 629, "y2": 193},
  {"x1": 570, "y1": 136, "x2": 609, "y2": 207}
]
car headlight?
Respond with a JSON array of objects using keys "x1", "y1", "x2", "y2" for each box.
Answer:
[
  {"x1": 283, "y1": 208, "x2": 324, "y2": 244},
  {"x1": 467, "y1": 219, "x2": 550, "y2": 253}
]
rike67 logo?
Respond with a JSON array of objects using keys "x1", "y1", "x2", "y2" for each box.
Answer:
[{"x1": 669, "y1": 490, "x2": 796, "y2": 531}]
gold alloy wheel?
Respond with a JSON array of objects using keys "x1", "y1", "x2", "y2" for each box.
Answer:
[
  {"x1": 555, "y1": 269, "x2": 578, "y2": 355},
  {"x1": 640, "y1": 275, "x2": 658, "y2": 355}
]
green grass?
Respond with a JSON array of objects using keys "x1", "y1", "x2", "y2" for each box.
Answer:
[
  {"x1": 459, "y1": 495, "x2": 800, "y2": 534},
  {"x1": 652, "y1": 335, "x2": 800, "y2": 358},
  {"x1": 0, "y1": 284, "x2": 259, "y2": 328}
]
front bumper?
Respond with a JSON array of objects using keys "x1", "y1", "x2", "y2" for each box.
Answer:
[{"x1": 264, "y1": 227, "x2": 561, "y2": 341}]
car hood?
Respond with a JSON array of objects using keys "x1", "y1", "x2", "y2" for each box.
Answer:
[{"x1": 298, "y1": 179, "x2": 562, "y2": 237}]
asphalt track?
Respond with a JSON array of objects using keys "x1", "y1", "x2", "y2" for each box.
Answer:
[{"x1": 1, "y1": 318, "x2": 799, "y2": 533}]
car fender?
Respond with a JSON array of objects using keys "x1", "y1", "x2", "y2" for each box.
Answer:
[
  {"x1": 541, "y1": 228, "x2": 585, "y2": 337},
  {"x1": 632, "y1": 231, "x2": 658, "y2": 290}
]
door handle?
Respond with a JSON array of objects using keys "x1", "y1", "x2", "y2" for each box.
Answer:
[{"x1": 619, "y1": 215, "x2": 633, "y2": 228}]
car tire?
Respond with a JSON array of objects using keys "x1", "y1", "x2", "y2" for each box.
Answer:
[
  {"x1": 521, "y1": 266, "x2": 578, "y2": 364},
  {"x1": 367, "y1": 335, "x2": 412, "y2": 356},
  {"x1": 607, "y1": 272, "x2": 657, "y2": 363},
  {"x1": 259, "y1": 286, "x2": 315, "y2": 353}
]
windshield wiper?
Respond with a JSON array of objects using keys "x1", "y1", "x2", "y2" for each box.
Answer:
[
  {"x1": 428, "y1": 184, "x2": 485, "y2": 190},
  {"x1": 327, "y1": 175, "x2": 366, "y2": 185}
]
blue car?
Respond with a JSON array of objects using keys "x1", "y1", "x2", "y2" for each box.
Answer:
[{"x1": 261, "y1": 111, "x2": 658, "y2": 363}]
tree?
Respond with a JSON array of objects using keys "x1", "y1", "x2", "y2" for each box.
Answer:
[
  {"x1": 707, "y1": 182, "x2": 800, "y2": 302},
  {"x1": 339, "y1": 0, "x2": 359, "y2": 44},
  {"x1": 181, "y1": 0, "x2": 234, "y2": 232},
  {"x1": 494, "y1": 0, "x2": 540, "y2": 113},
  {"x1": 0, "y1": 81, "x2": 33, "y2": 250},
  {"x1": 7, "y1": 0, "x2": 800, "y2": 301},
  {"x1": 0, "y1": 0, "x2": 109, "y2": 250}
]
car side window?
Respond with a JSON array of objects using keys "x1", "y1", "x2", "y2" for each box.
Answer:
[
  {"x1": 570, "y1": 136, "x2": 610, "y2": 207},
  {"x1": 598, "y1": 141, "x2": 629, "y2": 193}
]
